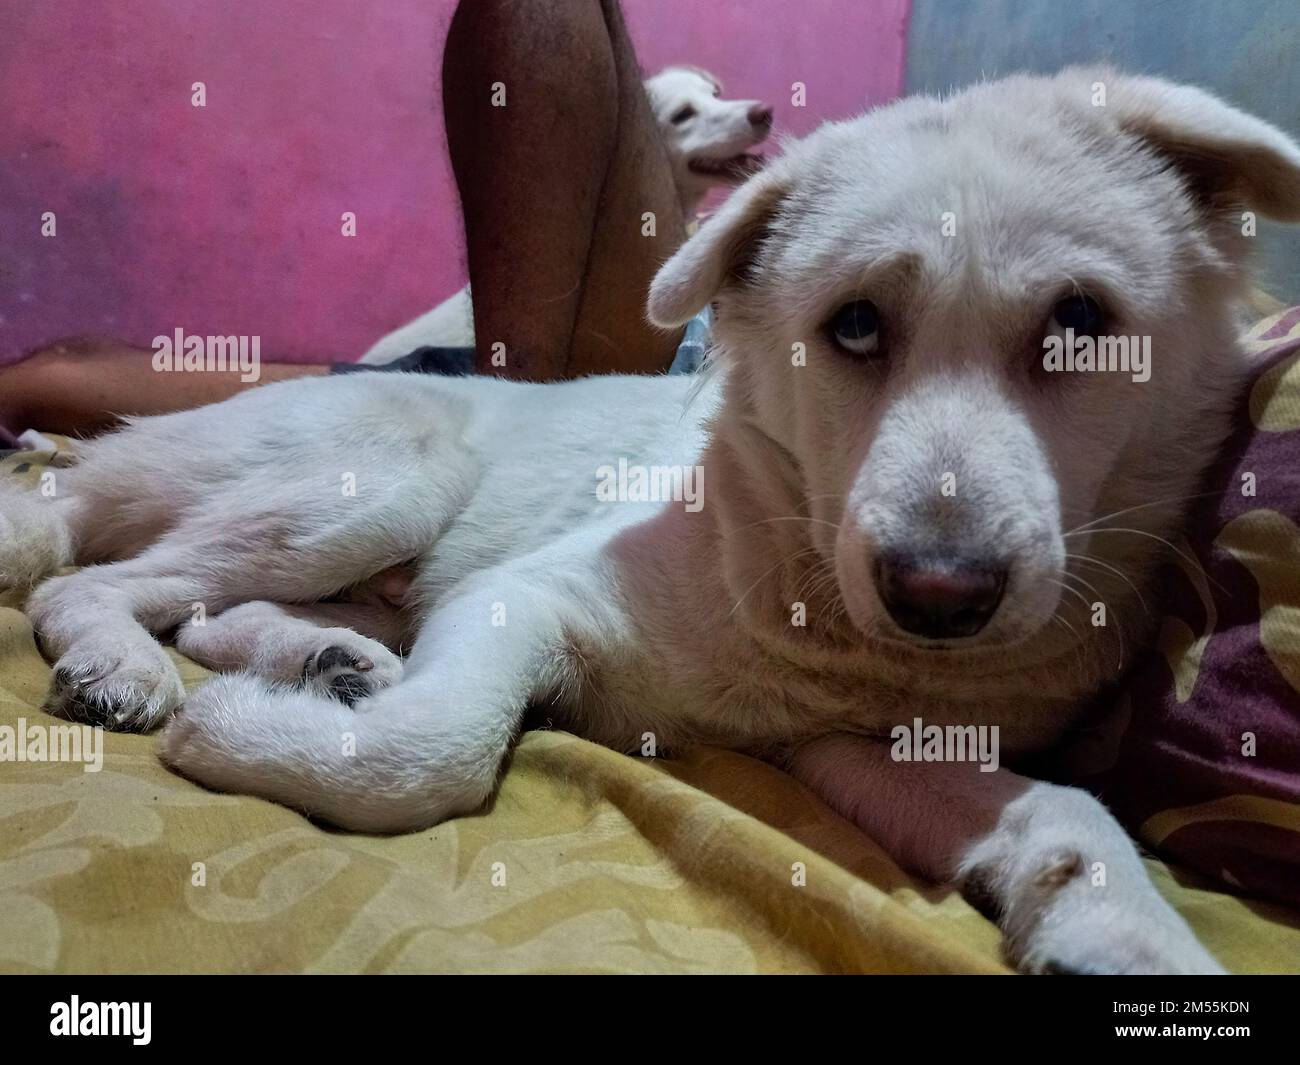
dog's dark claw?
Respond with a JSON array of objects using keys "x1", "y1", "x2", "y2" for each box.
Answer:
[
  {"x1": 328, "y1": 672, "x2": 371, "y2": 706},
  {"x1": 303, "y1": 644, "x2": 379, "y2": 707}
]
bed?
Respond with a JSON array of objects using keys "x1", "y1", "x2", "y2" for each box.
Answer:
[{"x1": 3, "y1": 311, "x2": 1300, "y2": 974}]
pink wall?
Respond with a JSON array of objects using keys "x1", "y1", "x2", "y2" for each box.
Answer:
[{"x1": 0, "y1": 0, "x2": 908, "y2": 365}]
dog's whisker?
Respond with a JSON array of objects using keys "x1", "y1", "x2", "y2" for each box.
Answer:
[
  {"x1": 1047, "y1": 614, "x2": 1090, "y2": 687},
  {"x1": 1064, "y1": 526, "x2": 1227, "y2": 596},
  {"x1": 1046, "y1": 589, "x2": 1098, "y2": 688},
  {"x1": 1060, "y1": 489, "x2": 1231, "y2": 535},
  {"x1": 1064, "y1": 552, "x2": 1150, "y2": 616},
  {"x1": 723, "y1": 514, "x2": 843, "y2": 540},
  {"x1": 727, "y1": 545, "x2": 825, "y2": 618},
  {"x1": 1052, "y1": 575, "x2": 1125, "y2": 671},
  {"x1": 801, "y1": 565, "x2": 848, "y2": 629}
]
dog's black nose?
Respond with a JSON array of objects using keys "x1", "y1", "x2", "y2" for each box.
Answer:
[
  {"x1": 875, "y1": 553, "x2": 1006, "y2": 640},
  {"x1": 748, "y1": 104, "x2": 774, "y2": 129}
]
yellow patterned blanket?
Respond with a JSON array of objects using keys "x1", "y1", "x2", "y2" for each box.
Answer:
[{"x1": 4, "y1": 338, "x2": 1300, "y2": 972}]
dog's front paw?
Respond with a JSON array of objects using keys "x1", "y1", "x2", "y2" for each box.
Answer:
[
  {"x1": 301, "y1": 633, "x2": 403, "y2": 707},
  {"x1": 158, "y1": 673, "x2": 284, "y2": 789},
  {"x1": 159, "y1": 672, "x2": 354, "y2": 812},
  {"x1": 45, "y1": 642, "x2": 184, "y2": 732},
  {"x1": 999, "y1": 853, "x2": 1227, "y2": 975}
]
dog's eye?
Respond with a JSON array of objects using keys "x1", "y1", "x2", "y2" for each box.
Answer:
[
  {"x1": 671, "y1": 105, "x2": 696, "y2": 125},
  {"x1": 828, "y1": 300, "x2": 881, "y2": 357},
  {"x1": 1051, "y1": 294, "x2": 1106, "y2": 338}
]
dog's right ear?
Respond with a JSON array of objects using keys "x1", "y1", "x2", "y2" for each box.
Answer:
[
  {"x1": 648, "y1": 171, "x2": 789, "y2": 328},
  {"x1": 1101, "y1": 73, "x2": 1300, "y2": 221}
]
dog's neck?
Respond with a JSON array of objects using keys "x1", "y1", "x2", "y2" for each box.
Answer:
[
  {"x1": 672, "y1": 175, "x2": 724, "y2": 221},
  {"x1": 675, "y1": 185, "x2": 705, "y2": 219}
]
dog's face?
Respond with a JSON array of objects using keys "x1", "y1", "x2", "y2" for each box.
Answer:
[
  {"x1": 652, "y1": 70, "x2": 1300, "y2": 651},
  {"x1": 644, "y1": 66, "x2": 773, "y2": 209}
]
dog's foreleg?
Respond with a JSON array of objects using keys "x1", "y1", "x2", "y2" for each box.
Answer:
[
  {"x1": 788, "y1": 733, "x2": 1226, "y2": 974},
  {"x1": 174, "y1": 601, "x2": 405, "y2": 706},
  {"x1": 159, "y1": 577, "x2": 569, "y2": 832}
]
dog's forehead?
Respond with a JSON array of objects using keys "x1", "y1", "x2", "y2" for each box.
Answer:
[
  {"x1": 794, "y1": 92, "x2": 1115, "y2": 210},
  {"x1": 646, "y1": 66, "x2": 720, "y2": 100},
  {"x1": 765, "y1": 90, "x2": 1185, "y2": 305}
]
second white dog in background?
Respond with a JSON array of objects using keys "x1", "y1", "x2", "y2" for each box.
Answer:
[
  {"x1": 643, "y1": 65, "x2": 773, "y2": 213},
  {"x1": 358, "y1": 65, "x2": 772, "y2": 362}
]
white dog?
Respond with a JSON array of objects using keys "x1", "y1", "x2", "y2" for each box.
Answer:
[
  {"x1": 7, "y1": 69, "x2": 1299, "y2": 974},
  {"x1": 358, "y1": 65, "x2": 773, "y2": 361},
  {"x1": 642, "y1": 65, "x2": 774, "y2": 213}
]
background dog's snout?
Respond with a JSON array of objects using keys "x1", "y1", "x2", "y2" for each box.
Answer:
[
  {"x1": 748, "y1": 104, "x2": 774, "y2": 129},
  {"x1": 875, "y1": 553, "x2": 1007, "y2": 640}
]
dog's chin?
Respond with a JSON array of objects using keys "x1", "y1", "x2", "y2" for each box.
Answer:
[{"x1": 686, "y1": 151, "x2": 765, "y2": 182}]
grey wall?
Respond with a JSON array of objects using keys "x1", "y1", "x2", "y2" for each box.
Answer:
[{"x1": 905, "y1": 0, "x2": 1300, "y2": 300}]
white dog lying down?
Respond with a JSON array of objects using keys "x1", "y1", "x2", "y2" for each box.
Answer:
[
  {"x1": 358, "y1": 65, "x2": 773, "y2": 361},
  {"x1": 6, "y1": 68, "x2": 1300, "y2": 974}
]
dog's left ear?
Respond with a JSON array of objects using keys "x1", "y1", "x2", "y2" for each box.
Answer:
[
  {"x1": 648, "y1": 170, "x2": 789, "y2": 327},
  {"x1": 1106, "y1": 74, "x2": 1300, "y2": 221}
]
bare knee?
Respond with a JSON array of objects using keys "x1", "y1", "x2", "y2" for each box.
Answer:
[
  {"x1": 442, "y1": 0, "x2": 618, "y2": 167},
  {"x1": 445, "y1": 0, "x2": 612, "y2": 69}
]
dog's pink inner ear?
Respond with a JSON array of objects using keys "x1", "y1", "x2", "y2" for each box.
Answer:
[{"x1": 1114, "y1": 80, "x2": 1300, "y2": 222}]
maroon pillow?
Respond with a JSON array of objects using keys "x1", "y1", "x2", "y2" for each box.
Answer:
[{"x1": 1070, "y1": 308, "x2": 1300, "y2": 907}]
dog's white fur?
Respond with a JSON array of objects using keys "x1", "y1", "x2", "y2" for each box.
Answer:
[
  {"x1": 358, "y1": 65, "x2": 771, "y2": 361},
  {"x1": 7, "y1": 69, "x2": 1300, "y2": 974}
]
